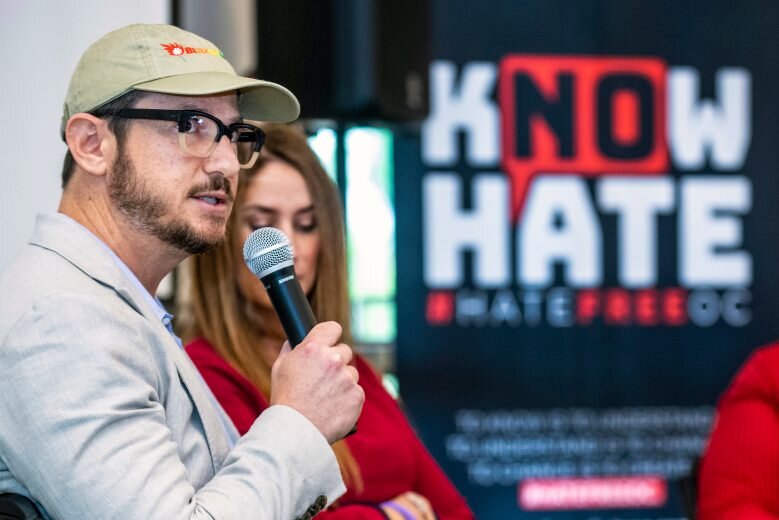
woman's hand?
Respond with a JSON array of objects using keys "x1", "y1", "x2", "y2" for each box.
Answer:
[{"x1": 380, "y1": 491, "x2": 435, "y2": 520}]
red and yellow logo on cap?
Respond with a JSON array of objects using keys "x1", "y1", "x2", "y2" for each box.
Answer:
[{"x1": 160, "y1": 42, "x2": 223, "y2": 57}]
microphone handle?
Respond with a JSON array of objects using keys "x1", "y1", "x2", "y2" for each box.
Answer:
[
  {"x1": 262, "y1": 266, "x2": 317, "y2": 348},
  {"x1": 262, "y1": 264, "x2": 358, "y2": 438}
]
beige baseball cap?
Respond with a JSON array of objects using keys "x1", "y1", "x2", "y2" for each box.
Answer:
[{"x1": 61, "y1": 23, "x2": 299, "y2": 137}]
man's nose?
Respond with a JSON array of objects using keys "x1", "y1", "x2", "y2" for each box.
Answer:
[{"x1": 205, "y1": 135, "x2": 241, "y2": 179}]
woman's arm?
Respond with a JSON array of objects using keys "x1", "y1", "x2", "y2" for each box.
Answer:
[{"x1": 355, "y1": 357, "x2": 474, "y2": 519}]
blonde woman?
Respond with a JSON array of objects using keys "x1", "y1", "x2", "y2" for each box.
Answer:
[{"x1": 180, "y1": 123, "x2": 474, "y2": 519}]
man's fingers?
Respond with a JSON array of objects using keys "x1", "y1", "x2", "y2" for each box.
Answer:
[
  {"x1": 303, "y1": 321, "x2": 342, "y2": 346},
  {"x1": 346, "y1": 365, "x2": 359, "y2": 384},
  {"x1": 270, "y1": 320, "x2": 364, "y2": 444},
  {"x1": 277, "y1": 341, "x2": 292, "y2": 358},
  {"x1": 331, "y1": 344, "x2": 354, "y2": 365},
  {"x1": 270, "y1": 341, "x2": 292, "y2": 378}
]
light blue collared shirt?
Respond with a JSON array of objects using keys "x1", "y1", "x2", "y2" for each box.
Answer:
[{"x1": 63, "y1": 214, "x2": 237, "y2": 447}]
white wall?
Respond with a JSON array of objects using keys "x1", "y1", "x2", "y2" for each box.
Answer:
[{"x1": 0, "y1": 1, "x2": 170, "y2": 273}]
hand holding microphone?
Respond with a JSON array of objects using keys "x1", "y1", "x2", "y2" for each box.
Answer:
[{"x1": 243, "y1": 227, "x2": 362, "y2": 443}]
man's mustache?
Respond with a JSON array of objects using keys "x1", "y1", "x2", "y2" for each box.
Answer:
[{"x1": 187, "y1": 175, "x2": 234, "y2": 204}]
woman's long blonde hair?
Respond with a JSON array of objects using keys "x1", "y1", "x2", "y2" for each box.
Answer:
[{"x1": 178, "y1": 123, "x2": 362, "y2": 492}]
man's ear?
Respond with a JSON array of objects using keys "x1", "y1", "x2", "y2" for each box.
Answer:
[{"x1": 64, "y1": 114, "x2": 115, "y2": 177}]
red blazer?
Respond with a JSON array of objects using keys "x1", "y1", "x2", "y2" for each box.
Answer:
[
  {"x1": 186, "y1": 338, "x2": 475, "y2": 519},
  {"x1": 698, "y1": 343, "x2": 779, "y2": 519}
]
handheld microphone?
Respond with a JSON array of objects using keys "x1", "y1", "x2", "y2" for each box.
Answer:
[
  {"x1": 243, "y1": 226, "x2": 358, "y2": 437},
  {"x1": 242, "y1": 227, "x2": 316, "y2": 348}
]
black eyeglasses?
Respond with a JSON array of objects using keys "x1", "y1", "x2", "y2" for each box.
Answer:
[{"x1": 93, "y1": 108, "x2": 265, "y2": 169}]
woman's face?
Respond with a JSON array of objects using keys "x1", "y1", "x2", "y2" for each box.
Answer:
[{"x1": 234, "y1": 160, "x2": 321, "y2": 311}]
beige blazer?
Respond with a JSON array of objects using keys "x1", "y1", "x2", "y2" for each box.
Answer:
[{"x1": 0, "y1": 213, "x2": 344, "y2": 519}]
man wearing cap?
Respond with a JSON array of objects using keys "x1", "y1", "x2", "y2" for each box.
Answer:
[{"x1": 0, "y1": 24, "x2": 363, "y2": 520}]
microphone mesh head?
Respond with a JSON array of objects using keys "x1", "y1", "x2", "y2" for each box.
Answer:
[{"x1": 243, "y1": 227, "x2": 294, "y2": 277}]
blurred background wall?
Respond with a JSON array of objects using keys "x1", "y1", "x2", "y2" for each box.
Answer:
[{"x1": 0, "y1": 0, "x2": 170, "y2": 273}]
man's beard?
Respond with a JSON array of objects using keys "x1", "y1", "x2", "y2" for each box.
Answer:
[{"x1": 108, "y1": 145, "x2": 233, "y2": 255}]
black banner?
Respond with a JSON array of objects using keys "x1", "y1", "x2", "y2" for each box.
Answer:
[{"x1": 395, "y1": 0, "x2": 779, "y2": 518}]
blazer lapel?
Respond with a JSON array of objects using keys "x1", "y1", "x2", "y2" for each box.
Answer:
[
  {"x1": 167, "y1": 342, "x2": 230, "y2": 472},
  {"x1": 29, "y1": 212, "x2": 231, "y2": 473}
]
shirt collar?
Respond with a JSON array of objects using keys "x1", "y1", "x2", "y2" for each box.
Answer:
[{"x1": 59, "y1": 214, "x2": 173, "y2": 327}]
